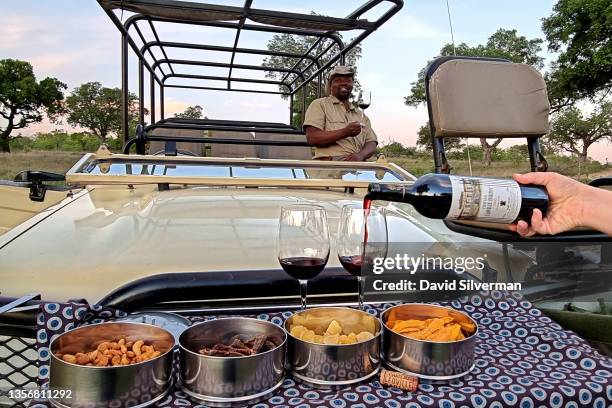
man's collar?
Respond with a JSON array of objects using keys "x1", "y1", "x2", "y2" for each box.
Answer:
[{"x1": 329, "y1": 95, "x2": 356, "y2": 111}]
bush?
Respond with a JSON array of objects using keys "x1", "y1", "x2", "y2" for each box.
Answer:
[{"x1": 9, "y1": 131, "x2": 123, "y2": 152}]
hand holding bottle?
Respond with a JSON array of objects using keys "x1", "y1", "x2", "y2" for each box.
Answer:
[{"x1": 509, "y1": 172, "x2": 612, "y2": 237}]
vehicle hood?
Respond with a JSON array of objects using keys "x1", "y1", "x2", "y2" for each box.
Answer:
[
  {"x1": 0, "y1": 185, "x2": 530, "y2": 303},
  {"x1": 0, "y1": 185, "x2": 441, "y2": 302}
]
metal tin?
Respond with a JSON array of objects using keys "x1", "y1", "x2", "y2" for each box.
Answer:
[
  {"x1": 118, "y1": 311, "x2": 191, "y2": 342},
  {"x1": 381, "y1": 303, "x2": 478, "y2": 381},
  {"x1": 178, "y1": 317, "x2": 286, "y2": 407},
  {"x1": 285, "y1": 307, "x2": 381, "y2": 388},
  {"x1": 49, "y1": 322, "x2": 175, "y2": 408}
]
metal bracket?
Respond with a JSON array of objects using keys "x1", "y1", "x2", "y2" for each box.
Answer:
[
  {"x1": 164, "y1": 140, "x2": 178, "y2": 156},
  {"x1": 13, "y1": 170, "x2": 66, "y2": 202},
  {"x1": 536, "y1": 151, "x2": 548, "y2": 172}
]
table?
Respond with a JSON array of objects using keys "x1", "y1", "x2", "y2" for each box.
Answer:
[{"x1": 32, "y1": 291, "x2": 612, "y2": 407}]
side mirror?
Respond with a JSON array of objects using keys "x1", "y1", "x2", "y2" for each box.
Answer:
[{"x1": 13, "y1": 170, "x2": 66, "y2": 202}]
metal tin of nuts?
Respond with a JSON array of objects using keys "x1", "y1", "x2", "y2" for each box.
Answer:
[
  {"x1": 178, "y1": 317, "x2": 286, "y2": 407},
  {"x1": 49, "y1": 322, "x2": 175, "y2": 408},
  {"x1": 285, "y1": 307, "x2": 381, "y2": 388},
  {"x1": 381, "y1": 303, "x2": 478, "y2": 381}
]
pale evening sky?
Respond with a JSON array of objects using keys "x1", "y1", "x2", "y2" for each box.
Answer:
[{"x1": 1, "y1": 0, "x2": 610, "y2": 162}]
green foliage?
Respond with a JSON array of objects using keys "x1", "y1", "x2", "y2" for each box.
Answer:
[
  {"x1": 378, "y1": 141, "x2": 419, "y2": 157},
  {"x1": 64, "y1": 82, "x2": 143, "y2": 143},
  {"x1": 404, "y1": 29, "x2": 544, "y2": 108},
  {"x1": 9, "y1": 130, "x2": 123, "y2": 153},
  {"x1": 547, "y1": 102, "x2": 612, "y2": 160},
  {"x1": 0, "y1": 59, "x2": 66, "y2": 152},
  {"x1": 174, "y1": 105, "x2": 204, "y2": 119},
  {"x1": 262, "y1": 18, "x2": 362, "y2": 124},
  {"x1": 542, "y1": 0, "x2": 612, "y2": 106},
  {"x1": 415, "y1": 123, "x2": 465, "y2": 152}
]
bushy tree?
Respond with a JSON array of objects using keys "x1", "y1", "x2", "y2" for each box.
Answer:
[
  {"x1": 0, "y1": 59, "x2": 65, "y2": 152},
  {"x1": 262, "y1": 18, "x2": 362, "y2": 126},
  {"x1": 65, "y1": 82, "x2": 143, "y2": 144},
  {"x1": 416, "y1": 123, "x2": 465, "y2": 153},
  {"x1": 547, "y1": 102, "x2": 612, "y2": 163},
  {"x1": 542, "y1": 0, "x2": 612, "y2": 110},
  {"x1": 174, "y1": 105, "x2": 204, "y2": 119}
]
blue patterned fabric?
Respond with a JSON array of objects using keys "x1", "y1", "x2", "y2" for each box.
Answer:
[{"x1": 31, "y1": 291, "x2": 612, "y2": 408}]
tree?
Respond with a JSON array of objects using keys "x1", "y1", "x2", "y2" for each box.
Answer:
[
  {"x1": 542, "y1": 0, "x2": 612, "y2": 110},
  {"x1": 262, "y1": 21, "x2": 362, "y2": 126},
  {"x1": 416, "y1": 123, "x2": 465, "y2": 152},
  {"x1": 174, "y1": 105, "x2": 204, "y2": 119},
  {"x1": 404, "y1": 29, "x2": 544, "y2": 166},
  {"x1": 378, "y1": 141, "x2": 417, "y2": 157},
  {"x1": 65, "y1": 82, "x2": 143, "y2": 144},
  {"x1": 546, "y1": 102, "x2": 612, "y2": 164},
  {"x1": 0, "y1": 59, "x2": 65, "y2": 152}
]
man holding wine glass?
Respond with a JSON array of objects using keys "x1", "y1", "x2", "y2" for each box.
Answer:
[{"x1": 303, "y1": 65, "x2": 378, "y2": 162}]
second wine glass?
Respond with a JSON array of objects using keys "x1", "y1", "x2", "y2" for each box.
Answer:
[
  {"x1": 337, "y1": 203, "x2": 387, "y2": 310},
  {"x1": 278, "y1": 204, "x2": 330, "y2": 310},
  {"x1": 357, "y1": 90, "x2": 371, "y2": 126}
]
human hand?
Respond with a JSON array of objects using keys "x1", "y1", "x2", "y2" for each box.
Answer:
[
  {"x1": 509, "y1": 172, "x2": 588, "y2": 236},
  {"x1": 343, "y1": 122, "x2": 362, "y2": 138},
  {"x1": 343, "y1": 152, "x2": 364, "y2": 162}
]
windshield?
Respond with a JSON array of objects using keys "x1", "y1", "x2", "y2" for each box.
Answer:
[{"x1": 85, "y1": 159, "x2": 405, "y2": 183}]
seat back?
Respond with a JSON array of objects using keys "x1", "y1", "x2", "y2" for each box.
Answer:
[
  {"x1": 427, "y1": 58, "x2": 550, "y2": 138},
  {"x1": 209, "y1": 131, "x2": 258, "y2": 158},
  {"x1": 148, "y1": 128, "x2": 204, "y2": 156},
  {"x1": 254, "y1": 133, "x2": 312, "y2": 160},
  {"x1": 425, "y1": 56, "x2": 551, "y2": 172}
]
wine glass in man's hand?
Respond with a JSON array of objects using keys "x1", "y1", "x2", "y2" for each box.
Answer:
[{"x1": 357, "y1": 90, "x2": 371, "y2": 126}]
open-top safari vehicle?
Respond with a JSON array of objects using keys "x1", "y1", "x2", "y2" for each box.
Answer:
[{"x1": 1, "y1": 1, "x2": 611, "y2": 407}]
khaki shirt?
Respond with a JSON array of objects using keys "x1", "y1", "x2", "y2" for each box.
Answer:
[{"x1": 303, "y1": 95, "x2": 378, "y2": 159}]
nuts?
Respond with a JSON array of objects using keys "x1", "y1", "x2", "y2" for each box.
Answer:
[{"x1": 56, "y1": 338, "x2": 164, "y2": 367}]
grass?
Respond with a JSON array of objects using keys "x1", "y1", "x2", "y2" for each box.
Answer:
[
  {"x1": 0, "y1": 151, "x2": 85, "y2": 180},
  {"x1": 389, "y1": 156, "x2": 610, "y2": 181},
  {"x1": 0, "y1": 149, "x2": 609, "y2": 182}
]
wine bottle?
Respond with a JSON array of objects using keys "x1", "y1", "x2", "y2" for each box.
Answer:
[{"x1": 366, "y1": 173, "x2": 548, "y2": 224}]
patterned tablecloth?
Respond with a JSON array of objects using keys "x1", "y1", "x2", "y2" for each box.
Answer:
[{"x1": 32, "y1": 291, "x2": 612, "y2": 408}]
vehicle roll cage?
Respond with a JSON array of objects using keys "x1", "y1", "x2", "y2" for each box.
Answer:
[{"x1": 97, "y1": 0, "x2": 404, "y2": 154}]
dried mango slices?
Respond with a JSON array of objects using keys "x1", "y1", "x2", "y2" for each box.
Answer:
[{"x1": 385, "y1": 311, "x2": 476, "y2": 342}]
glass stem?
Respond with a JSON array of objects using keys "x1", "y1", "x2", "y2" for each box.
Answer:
[
  {"x1": 299, "y1": 279, "x2": 308, "y2": 310},
  {"x1": 357, "y1": 276, "x2": 365, "y2": 310}
]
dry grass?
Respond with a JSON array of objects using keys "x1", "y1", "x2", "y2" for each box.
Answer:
[
  {"x1": 389, "y1": 157, "x2": 610, "y2": 181},
  {"x1": 0, "y1": 151, "x2": 84, "y2": 180},
  {"x1": 0, "y1": 150, "x2": 609, "y2": 182}
]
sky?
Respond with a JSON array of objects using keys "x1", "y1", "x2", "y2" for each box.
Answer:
[{"x1": 1, "y1": 0, "x2": 610, "y2": 163}]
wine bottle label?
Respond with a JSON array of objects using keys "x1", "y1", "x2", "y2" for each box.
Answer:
[{"x1": 447, "y1": 176, "x2": 521, "y2": 223}]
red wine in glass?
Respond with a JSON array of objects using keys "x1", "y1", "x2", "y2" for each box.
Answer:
[
  {"x1": 337, "y1": 203, "x2": 387, "y2": 309},
  {"x1": 357, "y1": 91, "x2": 371, "y2": 125},
  {"x1": 278, "y1": 204, "x2": 330, "y2": 310},
  {"x1": 338, "y1": 255, "x2": 363, "y2": 276},
  {"x1": 279, "y1": 257, "x2": 328, "y2": 280}
]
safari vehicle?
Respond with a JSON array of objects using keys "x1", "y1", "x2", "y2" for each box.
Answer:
[{"x1": 1, "y1": 1, "x2": 611, "y2": 407}]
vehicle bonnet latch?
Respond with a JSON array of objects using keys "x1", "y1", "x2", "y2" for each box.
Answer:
[{"x1": 13, "y1": 170, "x2": 66, "y2": 202}]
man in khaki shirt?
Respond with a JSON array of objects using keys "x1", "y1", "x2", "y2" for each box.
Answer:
[{"x1": 303, "y1": 66, "x2": 378, "y2": 161}]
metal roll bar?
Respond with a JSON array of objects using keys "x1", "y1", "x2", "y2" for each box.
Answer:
[{"x1": 97, "y1": 0, "x2": 404, "y2": 149}]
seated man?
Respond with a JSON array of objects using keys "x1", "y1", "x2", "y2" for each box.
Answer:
[{"x1": 303, "y1": 65, "x2": 378, "y2": 161}]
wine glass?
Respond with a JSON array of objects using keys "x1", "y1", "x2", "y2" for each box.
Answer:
[
  {"x1": 337, "y1": 203, "x2": 387, "y2": 310},
  {"x1": 357, "y1": 90, "x2": 371, "y2": 126},
  {"x1": 278, "y1": 204, "x2": 330, "y2": 310}
]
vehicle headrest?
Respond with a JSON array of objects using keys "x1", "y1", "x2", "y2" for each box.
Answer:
[{"x1": 427, "y1": 59, "x2": 550, "y2": 138}]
